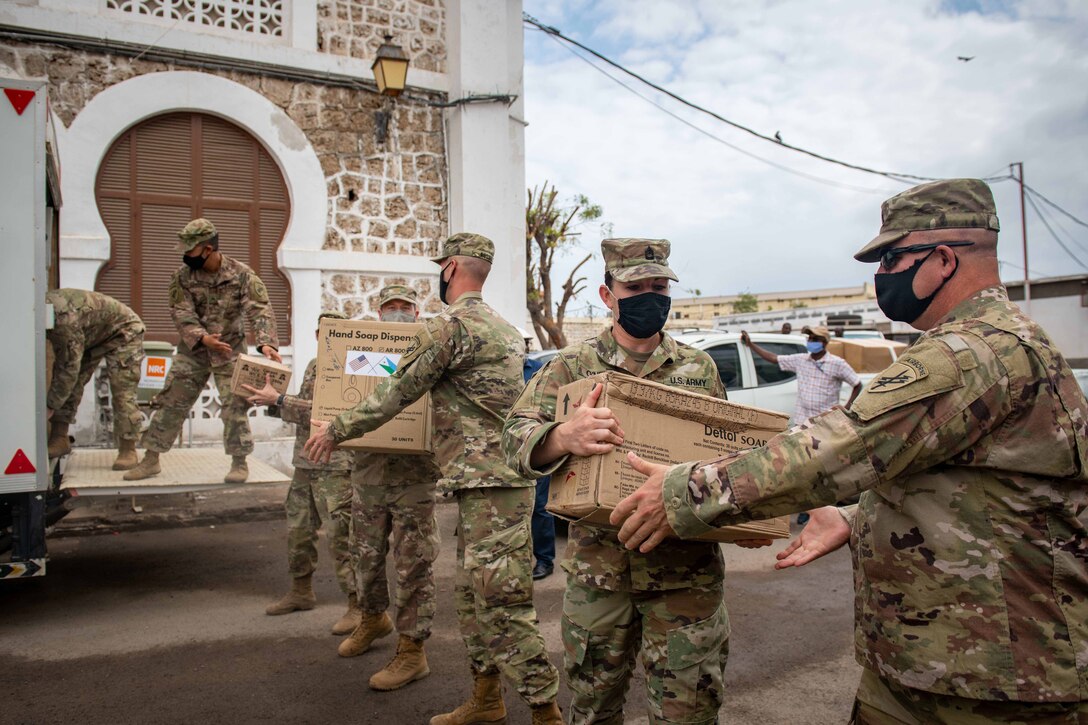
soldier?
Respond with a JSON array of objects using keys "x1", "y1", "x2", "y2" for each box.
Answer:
[
  {"x1": 305, "y1": 234, "x2": 562, "y2": 725},
  {"x1": 243, "y1": 311, "x2": 357, "y2": 635},
  {"x1": 125, "y1": 218, "x2": 280, "y2": 484},
  {"x1": 45, "y1": 289, "x2": 145, "y2": 469},
  {"x1": 503, "y1": 238, "x2": 767, "y2": 725},
  {"x1": 613, "y1": 180, "x2": 1088, "y2": 722},
  {"x1": 335, "y1": 284, "x2": 443, "y2": 694}
]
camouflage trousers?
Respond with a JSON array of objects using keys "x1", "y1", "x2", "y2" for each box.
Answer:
[
  {"x1": 52, "y1": 330, "x2": 144, "y2": 443},
  {"x1": 284, "y1": 468, "x2": 354, "y2": 595},
  {"x1": 852, "y1": 668, "x2": 1088, "y2": 725},
  {"x1": 454, "y1": 487, "x2": 559, "y2": 707},
  {"x1": 352, "y1": 482, "x2": 439, "y2": 640},
  {"x1": 141, "y1": 353, "x2": 253, "y2": 455},
  {"x1": 562, "y1": 581, "x2": 729, "y2": 725}
]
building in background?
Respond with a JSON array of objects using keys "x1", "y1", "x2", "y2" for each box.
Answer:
[
  {"x1": 671, "y1": 283, "x2": 876, "y2": 323},
  {"x1": 1, "y1": 0, "x2": 528, "y2": 447}
]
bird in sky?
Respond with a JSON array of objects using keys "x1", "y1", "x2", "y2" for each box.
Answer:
[
  {"x1": 957, "y1": 55, "x2": 975, "y2": 62},
  {"x1": 774, "y1": 130, "x2": 783, "y2": 143}
]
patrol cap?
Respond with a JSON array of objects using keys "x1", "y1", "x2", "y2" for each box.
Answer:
[
  {"x1": 378, "y1": 284, "x2": 418, "y2": 307},
  {"x1": 602, "y1": 238, "x2": 679, "y2": 283},
  {"x1": 801, "y1": 325, "x2": 831, "y2": 342},
  {"x1": 431, "y1": 232, "x2": 495, "y2": 264},
  {"x1": 855, "y1": 178, "x2": 1000, "y2": 263},
  {"x1": 176, "y1": 218, "x2": 219, "y2": 253},
  {"x1": 319, "y1": 310, "x2": 348, "y2": 322}
]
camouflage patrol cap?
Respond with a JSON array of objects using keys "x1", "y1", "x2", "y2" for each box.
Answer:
[
  {"x1": 602, "y1": 238, "x2": 679, "y2": 283},
  {"x1": 854, "y1": 178, "x2": 1000, "y2": 263},
  {"x1": 431, "y1": 232, "x2": 495, "y2": 264},
  {"x1": 176, "y1": 218, "x2": 219, "y2": 253},
  {"x1": 378, "y1": 284, "x2": 418, "y2": 307},
  {"x1": 318, "y1": 310, "x2": 348, "y2": 322}
]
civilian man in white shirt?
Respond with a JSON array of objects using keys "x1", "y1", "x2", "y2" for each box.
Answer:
[{"x1": 741, "y1": 325, "x2": 862, "y2": 424}]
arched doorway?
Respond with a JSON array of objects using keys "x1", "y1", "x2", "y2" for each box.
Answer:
[{"x1": 95, "y1": 112, "x2": 292, "y2": 345}]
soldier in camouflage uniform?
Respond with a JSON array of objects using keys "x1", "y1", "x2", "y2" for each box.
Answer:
[
  {"x1": 125, "y1": 218, "x2": 280, "y2": 484},
  {"x1": 244, "y1": 311, "x2": 356, "y2": 635},
  {"x1": 614, "y1": 180, "x2": 1088, "y2": 723},
  {"x1": 335, "y1": 285, "x2": 444, "y2": 695},
  {"x1": 503, "y1": 239, "x2": 763, "y2": 725},
  {"x1": 45, "y1": 289, "x2": 145, "y2": 469},
  {"x1": 305, "y1": 234, "x2": 562, "y2": 725}
]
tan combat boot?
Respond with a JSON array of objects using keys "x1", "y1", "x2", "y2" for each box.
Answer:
[
  {"x1": 369, "y1": 635, "x2": 430, "y2": 691},
  {"x1": 47, "y1": 422, "x2": 71, "y2": 459},
  {"x1": 337, "y1": 611, "x2": 393, "y2": 657},
  {"x1": 112, "y1": 439, "x2": 139, "y2": 470},
  {"x1": 428, "y1": 672, "x2": 507, "y2": 725},
  {"x1": 331, "y1": 593, "x2": 362, "y2": 635},
  {"x1": 224, "y1": 456, "x2": 248, "y2": 484},
  {"x1": 265, "y1": 574, "x2": 316, "y2": 615},
  {"x1": 123, "y1": 450, "x2": 161, "y2": 481},
  {"x1": 530, "y1": 701, "x2": 562, "y2": 725}
]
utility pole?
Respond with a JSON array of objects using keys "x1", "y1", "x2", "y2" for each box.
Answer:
[{"x1": 1011, "y1": 162, "x2": 1030, "y2": 312}]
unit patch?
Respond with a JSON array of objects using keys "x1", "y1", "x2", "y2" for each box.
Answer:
[{"x1": 869, "y1": 357, "x2": 928, "y2": 393}]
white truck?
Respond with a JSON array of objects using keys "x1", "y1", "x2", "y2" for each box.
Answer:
[{"x1": 1, "y1": 77, "x2": 288, "y2": 579}]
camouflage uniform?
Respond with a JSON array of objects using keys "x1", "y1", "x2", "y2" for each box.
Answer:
[
  {"x1": 46, "y1": 289, "x2": 145, "y2": 443},
  {"x1": 141, "y1": 219, "x2": 278, "y2": 456},
  {"x1": 351, "y1": 283, "x2": 442, "y2": 641},
  {"x1": 659, "y1": 181, "x2": 1088, "y2": 720},
  {"x1": 329, "y1": 234, "x2": 559, "y2": 707},
  {"x1": 277, "y1": 358, "x2": 354, "y2": 593},
  {"x1": 503, "y1": 239, "x2": 731, "y2": 725}
]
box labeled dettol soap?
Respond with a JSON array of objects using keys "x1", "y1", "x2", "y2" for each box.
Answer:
[
  {"x1": 312, "y1": 318, "x2": 432, "y2": 454},
  {"x1": 548, "y1": 372, "x2": 792, "y2": 543}
]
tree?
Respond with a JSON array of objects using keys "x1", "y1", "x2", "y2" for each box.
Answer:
[
  {"x1": 525, "y1": 182, "x2": 603, "y2": 349},
  {"x1": 732, "y1": 292, "x2": 759, "y2": 314}
]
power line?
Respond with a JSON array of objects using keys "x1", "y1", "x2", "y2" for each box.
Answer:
[
  {"x1": 542, "y1": 33, "x2": 892, "y2": 194},
  {"x1": 1023, "y1": 184, "x2": 1088, "y2": 229},
  {"x1": 525, "y1": 13, "x2": 989, "y2": 185},
  {"x1": 1025, "y1": 187, "x2": 1088, "y2": 257},
  {"x1": 1024, "y1": 191, "x2": 1088, "y2": 270}
]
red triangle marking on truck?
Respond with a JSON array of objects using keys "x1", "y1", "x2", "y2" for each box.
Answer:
[
  {"x1": 3, "y1": 88, "x2": 36, "y2": 116},
  {"x1": 5, "y1": 449, "x2": 36, "y2": 474}
]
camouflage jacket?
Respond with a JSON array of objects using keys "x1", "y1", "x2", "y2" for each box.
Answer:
[
  {"x1": 351, "y1": 449, "x2": 441, "y2": 489},
  {"x1": 169, "y1": 254, "x2": 278, "y2": 366},
  {"x1": 46, "y1": 289, "x2": 145, "y2": 411},
  {"x1": 662, "y1": 287, "x2": 1088, "y2": 702},
  {"x1": 503, "y1": 327, "x2": 727, "y2": 592},
  {"x1": 280, "y1": 359, "x2": 352, "y2": 472},
  {"x1": 331, "y1": 292, "x2": 532, "y2": 493}
]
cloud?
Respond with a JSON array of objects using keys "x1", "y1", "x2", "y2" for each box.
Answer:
[{"x1": 523, "y1": 0, "x2": 1088, "y2": 303}]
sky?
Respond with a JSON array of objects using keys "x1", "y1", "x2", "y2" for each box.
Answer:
[{"x1": 521, "y1": 0, "x2": 1088, "y2": 314}]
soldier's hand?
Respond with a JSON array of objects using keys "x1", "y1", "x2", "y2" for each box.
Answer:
[
  {"x1": 553, "y1": 383, "x2": 625, "y2": 456},
  {"x1": 774, "y1": 506, "x2": 850, "y2": 569},
  {"x1": 611, "y1": 451, "x2": 674, "y2": 553},
  {"x1": 242, "y1": 374, "x2": 279, "y2": 406},
  {"x1": 260, "y1": 345, "x2": 282, "y2": 363},
  {"x1": 740, "y1": 330, "x2": 751, "y2": 346},
  {"x1": 303, "y1": 419, "x2": 336, "y2": 464},
  {"x1": 201, "y1": 333, "x2": 233, "y2": 356}
]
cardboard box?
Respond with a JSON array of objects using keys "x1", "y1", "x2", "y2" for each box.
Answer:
[
  {"x1": 836, "y1": 339, "x2": 906, "y2": 373},
  {"x1": 548, "y1": 372, "x2": 792, "y2": 543},
  {"x1": 229, "y1": 353, "x2": 292, "y2": 396},
  {"x1": 312, "y1": 318, "x2": 433, "y2": 455}
]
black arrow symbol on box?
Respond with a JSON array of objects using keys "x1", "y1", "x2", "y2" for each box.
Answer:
[{"x1": 562, "y1": 394, "x2": 570, "y2": 416}]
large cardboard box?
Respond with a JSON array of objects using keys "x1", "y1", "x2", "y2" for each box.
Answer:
[
  {"x1": 836, "y1": 339, "x2": 906, "y2": 373},
  {"x1": 548, "y1": 372, "x2": 792, "y2": 543},
  {"x1": 312, "y1": 318, "x2": 433, "y2": 454},
  {"x1": 229, "y1": 353, "x2": 292, "y2": 396}
]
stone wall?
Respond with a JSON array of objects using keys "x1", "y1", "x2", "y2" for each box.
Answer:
[
  {"x1": 317, "y1": 0, "x2": 446, "y2": 73},
  {"x1": 0, "y1": 40, "x2": 448, "y2": 257},
  {"x1": 322, "y1": 272, "x2": 443, "y2": 319}
]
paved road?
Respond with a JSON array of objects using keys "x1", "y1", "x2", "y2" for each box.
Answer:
[{"x1": 2, "y1": 504, "x2": 859, "y2": 724}]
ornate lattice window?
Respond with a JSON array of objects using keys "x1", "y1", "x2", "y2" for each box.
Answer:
[{"x1": 106, "y1": 0, "x2": 284, "y2": 38}]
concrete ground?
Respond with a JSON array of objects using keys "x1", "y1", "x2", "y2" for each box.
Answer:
[{"x1": 2, "y1": 493, "x2": 860, "y2": 724}]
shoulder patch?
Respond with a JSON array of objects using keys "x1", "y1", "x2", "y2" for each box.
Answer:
[
  {"x1": 867, "y1": 357, "x2": 928, "y2": 393},
  {"x1": 248, "y1": 276, "x2": 270, "y2": 304},
  {"x1": 397, "y1": 324, "x2": 438, "y2": 370},
  {"x1": 169, "y1": 280, "x2": 185, "y2": 306}
]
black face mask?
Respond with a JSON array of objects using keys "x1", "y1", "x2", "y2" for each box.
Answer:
[
  {"x1": 439, "y1": 263, "x2": 454, "y2": 304},
  {"x1": 182, "y1": 249, "x2": 208, "y2": 271},
  {"x1": 616, "y1": 292, "x2": 671, "y2": 339},
  {"x1": 875, "y1": 251, "x2": 957, "y2": 324}
]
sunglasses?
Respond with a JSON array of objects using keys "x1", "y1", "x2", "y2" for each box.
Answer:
[{"x1": 880, "y1": 241, "x2": 974, "y2": 271}]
